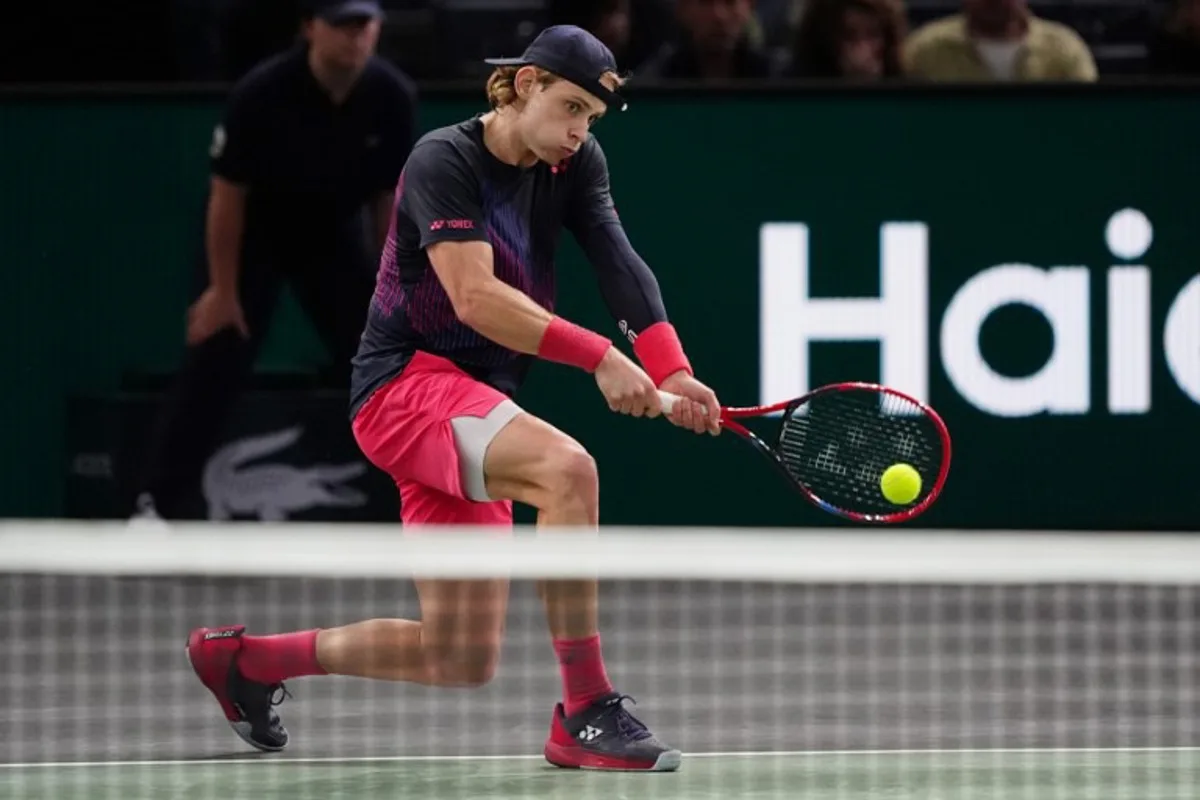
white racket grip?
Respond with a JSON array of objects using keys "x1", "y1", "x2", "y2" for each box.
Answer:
[
  {"x1": 657, "y1": 391, "x2": 711, "y2": 417},
  {"x1": 658, "y1": 390, "x2": 681, "y2": 415}
]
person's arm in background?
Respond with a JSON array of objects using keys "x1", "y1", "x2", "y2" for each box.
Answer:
[
  {"x1": 370, "y1": 67, "x2": 421, "y2": 252},
  {"x1": 564, "y1": 139, "x2": 721, "y2": 435},
  {"x1": 187, "y1": 84, "x2": 262, "y2": 344},
  {"x1": 206, "y1": 172, "x2": 246, "y2": 299}
]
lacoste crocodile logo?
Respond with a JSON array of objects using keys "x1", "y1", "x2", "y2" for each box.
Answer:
[{"x1": 202, "y1": 427, "x2": 367, "y2": 521}]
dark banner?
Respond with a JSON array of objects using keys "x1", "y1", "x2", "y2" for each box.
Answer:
[
  {"x1": 3, "y1": 87, "x2": 1198, "y2": 528},
  {"x1": 65, "y1": 389, "x2": 399, "y2": 522}
]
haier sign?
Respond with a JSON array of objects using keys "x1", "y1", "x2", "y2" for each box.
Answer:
[{"x1": 760, "y1": 209, "x2": 1200, "y2": 417}]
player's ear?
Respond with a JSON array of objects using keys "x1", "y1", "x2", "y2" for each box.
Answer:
[{"x1": 514, "y1": 66, "x2": 539, "y2": 101}]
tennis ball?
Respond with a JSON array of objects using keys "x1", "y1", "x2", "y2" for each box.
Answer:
[{"x1": 880, "y1": 463, "x2": 922, "y2": 505}]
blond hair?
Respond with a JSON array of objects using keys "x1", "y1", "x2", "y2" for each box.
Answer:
[{"x1": 485, "y1": 66, "x2": 626, "y2": 110}]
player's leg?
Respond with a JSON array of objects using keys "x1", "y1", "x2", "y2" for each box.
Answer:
[
  {"x1": 185, "y1": 354, "x2": 516, "y2": 751},
  {"x1": 213, "y1": 500, "x2": 510, "y2": 688},
  {"x1": 283, "y1": 243, "x2": 512, "y2": 684},
  {"x1": 186, "y1": 498, "x2": 512, "y2": 754},
  {"x1": 314, "y1": 482, "x2": 512, "y2": 687},
  {"x1": 314, "y1": 360, "x2": 520, "y2": 686},
  {"x1": 480, "y1": 415, "x2": 604, "y2": 682},
  {"x1": 482, "y1": 415, "x2": 682, "y2": 771},
  {"x1": 315, "y1": 577, "x2": 509, "y2": 687},
  {"x1": 133, "y1": 244, "x2": 283, "y2": 519}
]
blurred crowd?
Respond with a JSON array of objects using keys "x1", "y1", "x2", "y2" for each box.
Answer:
[{"x1": 11, "y1": 0, "x2": 1200, "y2": 86}]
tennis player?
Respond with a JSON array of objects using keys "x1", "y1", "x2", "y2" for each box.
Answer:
[{"x1": 187, "y1": 24, "x2": 720, "y2": 773}]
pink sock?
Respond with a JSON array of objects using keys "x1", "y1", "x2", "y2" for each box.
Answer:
[
  {"x1": 554, "y1": 634, "x2": 614, "y2": 718},
  {"x1": 238, "y1": 630, "x2": 328, "y2": 685}
]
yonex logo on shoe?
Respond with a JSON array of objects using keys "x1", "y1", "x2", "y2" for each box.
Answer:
[{"x1": 579, "y1": 726, "x2": 602, "y2": 742}]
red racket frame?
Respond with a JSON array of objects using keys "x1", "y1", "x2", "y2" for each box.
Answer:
[{"x1": 715, "y1": 382, "x2": 952, "y2": 524}]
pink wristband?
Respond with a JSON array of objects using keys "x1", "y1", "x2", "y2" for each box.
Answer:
[
  {"x1": 633, "y1": 321, "x2": 692, "y2": 386},
  {"x1": 537, "y1": 317, "x2": 611, "y2": 373}
]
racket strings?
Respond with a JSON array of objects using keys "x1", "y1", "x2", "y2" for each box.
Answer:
[{"x1": 777, "y1": 390, "x2": 944, "y2": 513}]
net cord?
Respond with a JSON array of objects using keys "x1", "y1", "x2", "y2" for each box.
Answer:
[{"x1": 1, "y1": 521, "x2": 1198, "y2": 583}]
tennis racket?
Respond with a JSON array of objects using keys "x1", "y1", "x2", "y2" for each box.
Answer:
[{"x1": 659, "y1": 383, "x2": 951, "y2": 524}]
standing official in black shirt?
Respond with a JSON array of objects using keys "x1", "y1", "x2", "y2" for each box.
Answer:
[{"x1": 133, "y1": 0, "x2": 418, "y2": 520}]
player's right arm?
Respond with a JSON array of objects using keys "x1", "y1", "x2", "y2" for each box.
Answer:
[
  {"x1": 408, "y1": 142, "x2": 659, "y2": 416},
  {"x1": 427, "y1": 240, "x2": 551, "y2": 352}
]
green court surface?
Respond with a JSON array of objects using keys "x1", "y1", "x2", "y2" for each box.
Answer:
[{"x1": 2, "y1": 750, "x2": 1198, "y2": 800}]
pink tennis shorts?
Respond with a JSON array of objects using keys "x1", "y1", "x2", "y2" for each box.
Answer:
[{"x1": 352, "y1": 351, "x2": 522, "y2": 527}]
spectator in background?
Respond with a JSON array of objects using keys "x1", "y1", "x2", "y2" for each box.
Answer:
[
  {"x1": 904, "y1": 0, "x2": 1097, "y2": 81},
  {"x1": 637, "y1": 0, "x2": 780, "y2": 80},
  {"x1": 1148, "y1": 0, "x2": 1200, "y2": 76},
  {"x1": 547, "y1": 0, "x2": 674, "y2": 71},
  {"x1": 788, "y1": 0, "x2": 908, "y2": 79}
]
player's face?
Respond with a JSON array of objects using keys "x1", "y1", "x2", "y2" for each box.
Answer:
[
  {"x1": 307, "y1": 16, "x2": 382, "y2": 72},
  {"x1": 520, "y1": 78, "x2": 607, "y2": 165}
]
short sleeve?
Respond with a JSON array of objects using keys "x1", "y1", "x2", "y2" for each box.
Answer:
[
  {"x1": 400, "y1": 141, "x2": 489, "y2": 249},
  {"x1": 209, "y1": 83, "x2": 262, "y2": 185},
  {"x1": 565, "y1": 139, "x2": 620, "y2": 237}
]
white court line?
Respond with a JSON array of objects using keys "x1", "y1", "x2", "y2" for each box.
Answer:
[{"x1": 3, "y1": 747, "x2": 1200, "y2": 770}]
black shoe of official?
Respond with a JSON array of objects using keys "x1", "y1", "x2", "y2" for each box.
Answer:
[
  {"x1": 544, "y1": 692, "x2": 682, "y2": 772},
  {"x1": 186, "y1": 625, "x2": 290, "y2": 752}
]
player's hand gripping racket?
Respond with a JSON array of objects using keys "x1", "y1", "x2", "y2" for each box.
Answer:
[{"x1": 659, "y1": 383, "x2": 951, "y2": 524}]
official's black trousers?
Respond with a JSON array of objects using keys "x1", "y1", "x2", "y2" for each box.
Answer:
[{"x1": 135, "y1": 230, "x2": 376, "y2": 519}]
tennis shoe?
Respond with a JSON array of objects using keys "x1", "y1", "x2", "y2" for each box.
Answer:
[
  {"x1": 186, "y1": 625, "x2": 290, "y2": 752},
  {"x1": 544, "y1": 692, "x2": 681, "y2": 771}
]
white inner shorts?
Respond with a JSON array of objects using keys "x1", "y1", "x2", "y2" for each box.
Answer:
[{"x1": 448, "y1": 398, "x2": 523, "y2": 502}]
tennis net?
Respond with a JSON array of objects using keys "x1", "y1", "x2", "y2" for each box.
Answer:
[{"x1": 1, "y1": 521, "x2": 1199, "y2": 799}]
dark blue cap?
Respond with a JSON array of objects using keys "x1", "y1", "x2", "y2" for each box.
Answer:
[
  {"x1": 307, "y1": 0, "x2": 383, "y2": 23},
  {"x1": 485, "y1": 25, "x2": 627, "y2": 112}
]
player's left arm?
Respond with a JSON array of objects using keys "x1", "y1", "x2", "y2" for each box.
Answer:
[{"x1": 565, "y1": 141, "x2": 719, "y2": 435}]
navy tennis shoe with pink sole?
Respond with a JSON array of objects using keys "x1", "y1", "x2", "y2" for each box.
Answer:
[{"x1": 544, "y1": 693, "x2": 682, "y2": 771}]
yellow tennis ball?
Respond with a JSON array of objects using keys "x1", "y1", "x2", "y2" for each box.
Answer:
[{"x1": 880, "y1": 463, "x2": 922, "y2": 505}]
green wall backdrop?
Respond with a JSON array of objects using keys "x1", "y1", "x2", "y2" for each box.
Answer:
[{"x1": 2, "y1": 87, "x2": 1198, "y2": 529}]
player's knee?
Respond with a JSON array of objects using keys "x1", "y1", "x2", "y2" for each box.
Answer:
[
  {"x1": 541, "y1": 441, "x2": 598, "y2": 511},
  {"x1": 425, "y1": 642, "x2": 501, "y2": 688}
]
